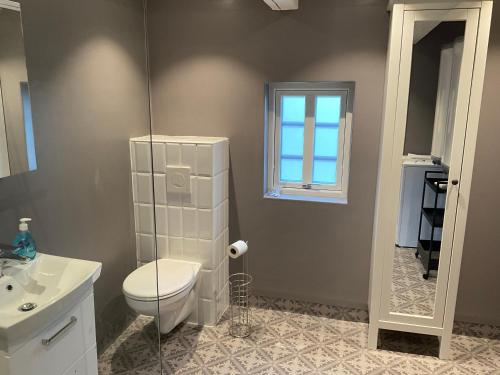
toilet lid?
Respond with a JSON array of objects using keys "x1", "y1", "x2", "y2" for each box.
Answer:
[{"x1": 123, "y1": 259, "x2": 197, "y2": 301}]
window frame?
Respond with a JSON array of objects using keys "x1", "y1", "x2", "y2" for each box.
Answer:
[{"x1": 264, "y1": 81, "x2": 355, "y2": 203}]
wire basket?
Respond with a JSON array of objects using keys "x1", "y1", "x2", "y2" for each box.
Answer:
[{"x1": 229, "y1": 272, "x2": 253, "y2": 338}]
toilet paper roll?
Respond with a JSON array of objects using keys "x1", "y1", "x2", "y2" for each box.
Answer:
[{"x1": 228, "y1": 240, "x2": 248, "y2": 259}]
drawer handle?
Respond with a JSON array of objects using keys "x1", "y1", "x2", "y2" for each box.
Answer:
[{"x1": 42, "y1": 316, "x2": 77, "y2": 347}]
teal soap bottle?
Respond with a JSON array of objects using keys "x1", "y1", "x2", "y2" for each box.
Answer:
[{"x1": 12, "y1": 218, "x2": 37, "y2": 260}]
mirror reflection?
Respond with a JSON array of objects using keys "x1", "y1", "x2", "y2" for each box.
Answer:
[
  {"x1": 390, "y1": 21, "x2": 465, "y2": 317},
  {"x1": 0, "y1": 3, "x2": 36, "y2": 179}
]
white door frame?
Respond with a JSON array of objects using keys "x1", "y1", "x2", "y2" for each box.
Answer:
[{"x1": 368, "y1": 1, "x2": 493, "y2": 359}]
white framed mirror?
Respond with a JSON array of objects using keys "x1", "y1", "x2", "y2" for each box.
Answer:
[
  {"x1": 369, "y1": 1, "x2": 493, "y2": 359},
  {"x1": 0, "y1": 0, "x2": 37, "y2": 179}
]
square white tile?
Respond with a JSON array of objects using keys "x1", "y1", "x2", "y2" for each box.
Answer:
[
  {"x1": 166, "y1": 143, "x2": 181, "y2": 166},
  {"x1": 181, "y1": 144, "x2": 197, "y2": 175},
  {"x1": 216, "y1": 283, "x2": 229, "y2": 321},
  {"x1": 182, "y1": 208, "x2": 198, "y2": 239},
  {"x1": 214, "y1": 173, "x2": 224, "y2": 206},
  {"x1": 217, "y1": 262, "x2": 225, "y2": 294},
  {"x1": 152, "y1": 143, "x2": 166, "y2": 173},
  {"x1": 138, "y1": 204, "x2": 154, "y2": 234},
  {"x1": 222, "y1": 199, "x2": 228, "y2": 229},
  {"x1": 186, "y1": 300, "x2": 198, "y2": 325},
  {"x1": 197, "y1": 145, "x2": 213, "y2": 176},
  {"x1": 156, "y1": 235, "x2": 169, "y2": 259},
  {"x1": 223, "y1": 170, "x2": 229, "y2": 200},
  {"x1": 131, "y1": 173, "x2": 138, "y2": 202},
  {"x1": 133, "y1": 204, "x2": 139, "y2": 233},
  {"x1": 222, "y1": 256, "x2": 229, "y2": 288},
  {"x1": 137, "y1": 234, "x2": 154, "y2": 262},
  {"x1": 168, "y1": 206, "x2": 182, "y2": 237},
  {"x1": 182, "y1": 238, "x2": 198, "y2": 261},
  {"x1": 198, "y1": 209, "x2": 213, "y2": 240},
  {"x1": 182, "y1": 176, "x2": 198, "y2": 208},
  {"x1": 153, "y1": 174, "x2": 167, "y2": 205},
  {"x1": 168, "y1": 237, "x2": 183, "y2": 258},
  {"x1": 155, "y1": 206, "x2": 168, "y2": 236},
  {"x1": 222, "y1": 140, "x2": 229, "y2": 171},
  {"x1": 213, "y1": 142, "x2": 225, "y2": 175},
  {"x1": 217, "y1": 283, "x2": 229, "y2": 321},
  {"x1": 198, "y1": 239, "x2": 214, "y2": 270},
  {"x1": 197, "y1": 177, "x2": 214, "y2": 209},
  {"x1": 166, "y1": 192, "x2": 183, "y2": 207},
  {"x1": 134, "y1": 142, "x2": 152, "y2": 173},
  {"x1": 199, "y1": 270, "x2": 217, "y2": 300},
  {"x1": 214, "y1": 233, "x2": 225, "y2": 267},
  {"x1": 199, "y1": 298, "x2": 216, "y2": 326},
  {"x1": 223, "y1": 228, "x2": 229, "y2": 248},
  {"x1": 136, "y1": 173, "x2": 153, "y2": 204},
  {"x1": 129, "y1": 141, "x2": 136, "y2": 172},
  {"x1": 214, "y1": 204, "x2": 223, "y2": 237}
]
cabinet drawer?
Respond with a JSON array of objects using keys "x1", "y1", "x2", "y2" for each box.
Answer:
[{"x1": 8, "y1": 292, "x2": 97, "y2": 375}]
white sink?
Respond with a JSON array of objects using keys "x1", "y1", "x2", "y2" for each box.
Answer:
[{"x1": 0, "y1": 253, "x2": 101, "y2": 352}]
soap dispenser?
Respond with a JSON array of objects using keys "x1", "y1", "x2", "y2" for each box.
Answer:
[{"x1": 13, "y1": 218, "x2": 37, "y2": 260}]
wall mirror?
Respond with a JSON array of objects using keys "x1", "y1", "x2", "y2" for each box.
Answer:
[
  {"x1": 0, "y1": 0, "x2": 36, "y2": 179},
  {"x1": 369, "y1": 1, "x2": 492, "y2": 359}
]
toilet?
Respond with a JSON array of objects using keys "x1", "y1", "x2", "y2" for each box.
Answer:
[{"x1": 123, "y1": 258, "x2": 201, "y2": 334}]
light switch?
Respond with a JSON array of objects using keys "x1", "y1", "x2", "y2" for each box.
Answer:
[{"x1": 166, "y1": 166, "x2": 191, "y2": 194}]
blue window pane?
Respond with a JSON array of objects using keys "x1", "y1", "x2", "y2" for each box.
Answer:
[
  {"x1": 282, "y1": 96, "x2": 306, "y2": 123},
  {"x1": 281, "y1": 158, "x2": 303, "y2": 182},
  {"x1": 314, "y1": 126, "x2": 338, "y2": 158},
  {"x1": 281, "y1": 125, "x2": 304, "y2": 157},
  {"x1": 316, "y1": 96, "x2": 341, "y2": 124},
  {"x1": 313, "y1": 159, "x2": 337, "y2": 184}
]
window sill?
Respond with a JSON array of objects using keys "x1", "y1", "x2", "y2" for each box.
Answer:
[{"x1": 263, "y1": 192, "x2": 348, "y2": 205}]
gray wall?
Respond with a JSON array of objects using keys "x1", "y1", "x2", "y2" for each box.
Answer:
[
  {"x1": 147, "y1": 0, "x2": 388, "y2": 308},
  {"x1": 0, "y1": 9, "x2": 29, "y2": 174},
  {"x1": 147, "y1": 0, "x2": 500, "y2": 324},
  {"x1": 456, "y1": 2, "x2": 500, "y2": 325},
  {"x1": 404, "y1": 22, "x2": 465, "y2": 156},
  {"x1": 0, "y1": 0, "x2": 150, "y2": 349},
  {"x1": 404, "y1": 29, "x2": 441, "y2": 155}
]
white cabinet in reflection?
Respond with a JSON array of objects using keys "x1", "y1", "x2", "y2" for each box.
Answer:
[
  {"x1": 431, "y1": 37, "x2": 464, "y2": 167},
  {"x1": 397, "y1": 157, "x2": 443, "y2": 248}
]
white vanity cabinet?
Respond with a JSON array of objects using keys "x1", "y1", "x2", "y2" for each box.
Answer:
[
  {"x1": 1, "y1": 290, "x2": 99, "y2": 375},
  {"x1": 0, "y1": 253, "x2": 101, "y2": 375}
]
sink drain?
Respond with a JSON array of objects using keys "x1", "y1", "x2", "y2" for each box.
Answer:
[{"x1": 19, "y1": 302, "x2": 37, "y2": 312}]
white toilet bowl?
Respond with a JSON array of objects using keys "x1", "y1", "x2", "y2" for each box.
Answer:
[{"x1": 123, "y1": 258, "x2": 201, "y2": 334}]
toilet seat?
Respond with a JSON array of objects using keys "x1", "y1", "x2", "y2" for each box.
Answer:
[{"x1": 123, "y1": 259, "x2": 197, "y2": 302}]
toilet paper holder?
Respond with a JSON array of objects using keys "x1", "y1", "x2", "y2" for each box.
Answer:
[{"x1": 228, "y1": 240, "x2": 252, "y2": 338}]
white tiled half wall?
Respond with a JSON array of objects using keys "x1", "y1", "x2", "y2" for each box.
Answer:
[{"x1": 130, "y1": 135, "x2": 229, "y2": 326}]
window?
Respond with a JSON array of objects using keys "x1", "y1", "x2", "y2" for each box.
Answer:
[{"x1": 264, "y1": 82, "x2": 355, "y2": 203}]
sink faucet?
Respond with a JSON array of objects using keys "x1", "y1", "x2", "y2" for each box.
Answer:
[{"x1": 0, "y1": 245, "x2": 28, "y2": 278}]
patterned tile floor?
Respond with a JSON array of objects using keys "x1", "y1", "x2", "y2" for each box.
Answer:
[
  {"x1": 391, "y1": 247, "x2": 437, "y2": 316},
  {"x1": 98, "y1": 297, "x2": 500, "y2": 375}
]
